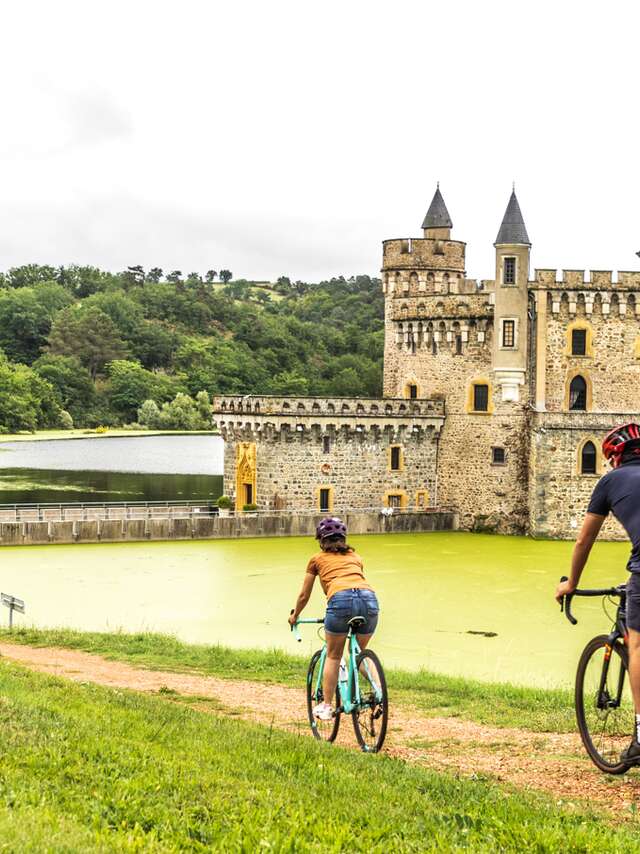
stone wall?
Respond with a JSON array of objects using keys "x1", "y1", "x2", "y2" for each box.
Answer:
[
  {"x1": 222, "y1": 427, "x2": 441, "y2": 512},
  {"x1": 383, "y1": 289, "x2": 530, "y2": 532},
  {"x1": 542, "y1": 294, "x2": 640, "y2": 412},
  {"x1": 529, "y1": 412, "x2": 626, "y2": 540},
  {"x1": 214, "y1": 395, "x2": 445, "y2": 513},
  {"x1": 0, "y1": 510, "x2": 458, "y2": 546}
]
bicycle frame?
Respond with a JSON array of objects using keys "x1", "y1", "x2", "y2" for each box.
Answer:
[
  {"x1": 561, "y1": 578, "x2": 628, "y2": 711},
  {"x1": 294, "y1": 618, "x2": 382, "y2": 713}
]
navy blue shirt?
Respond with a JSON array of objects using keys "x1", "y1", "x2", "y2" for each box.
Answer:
[{"x1": 588, "y1": 459, "x2": 640, "y2": 571}]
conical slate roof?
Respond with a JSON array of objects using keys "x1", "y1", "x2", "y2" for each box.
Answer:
[
  {"x1": 495, "y1": 190, "x2": 530, "y2": 245},
  {"x1": 422, "y1": 185, "x2": 453, "y2": 230}
]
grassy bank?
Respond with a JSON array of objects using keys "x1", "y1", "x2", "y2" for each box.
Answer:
[
  {"x1": 0, "y1": 660, "x2": 637, "y2": 852},
  {"x1": 0, "y1": 628, "x2": 575, "y2": 732}
]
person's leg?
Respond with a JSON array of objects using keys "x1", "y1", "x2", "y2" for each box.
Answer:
[
  {"x1": 323, "y1": 632, "x2": 347, "y2": 706},
  {"x1": 627, "y1": 629, "x2": 640, "y2": 716}
]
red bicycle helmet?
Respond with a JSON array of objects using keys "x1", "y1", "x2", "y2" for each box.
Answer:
[
  {"x1": 315, "y1": 516, "x2": 347, "y2": 541},
  {"x1": 602, "y1": 423, "x2": 640, "y2": 468}
]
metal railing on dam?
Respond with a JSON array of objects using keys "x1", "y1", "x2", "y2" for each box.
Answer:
[
  {"x1": 0, "y1": 500, "x2": 218, "y2": 524},
  {"x1": 0, "y1": 503, "x2": 458, "y2": 546}
]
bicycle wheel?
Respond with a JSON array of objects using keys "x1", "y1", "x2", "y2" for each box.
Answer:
[
  {"x1": 351, "y1": 649, "x2": 388, "y2": 753},
  {"x1": 575, "y1": 634, "x2": 633, "y2": 774},
  {"x1": 306, "y1": 649, "x2": 340, "y2": 742}
]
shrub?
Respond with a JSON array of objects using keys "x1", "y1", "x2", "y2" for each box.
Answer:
[
  {"x1": 59, "y1": 410, "x2": 74, "y2": 430},
  {"x1": 216, "y1": 495, "x2": 233, "y2": 509},
  {"x1": 242, "y1": 503, "x2": 258, "y2": 512}
]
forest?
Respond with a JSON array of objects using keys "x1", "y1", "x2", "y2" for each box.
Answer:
[{"x1": 0, "y1": 265, "x2": 383, "y2": 432}]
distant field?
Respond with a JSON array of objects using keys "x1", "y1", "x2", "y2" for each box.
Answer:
[{"x1": 0, "y1": 428, "x2": 217, "y2": 444}]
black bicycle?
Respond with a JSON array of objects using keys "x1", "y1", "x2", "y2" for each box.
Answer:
[{"x1": 559, "y1": 575, "x2": 634, "y2": 774}]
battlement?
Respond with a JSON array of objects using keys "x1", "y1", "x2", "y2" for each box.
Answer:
[
  {"x1": 382, "y1": 238, "x2": 466, "y2": 273},
  {"x1": 533, "y1": 269, "x2": 640, "y2": 288},
  {"x1": 212, "y1": 395, "x2": 445, "y2": 440}
]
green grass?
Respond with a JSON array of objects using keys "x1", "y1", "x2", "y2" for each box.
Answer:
[
  {"x1": 0, "y1": 628, "x2": 576, "y2": 732},
  {"x1": 0, "y1": 660, "x2": 638, "y2": 852}
]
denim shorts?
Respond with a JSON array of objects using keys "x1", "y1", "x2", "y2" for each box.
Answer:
[{"x1": 324, "y1": 588, "x2": 379, "y2": 635}]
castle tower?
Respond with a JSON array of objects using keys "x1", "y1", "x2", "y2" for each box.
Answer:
[{"x1": 492, "y1": 190, "x2": 531, "y2": 402}]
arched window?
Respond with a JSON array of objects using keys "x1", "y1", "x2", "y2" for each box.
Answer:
[
  {"x1": 569, "y1": 375, "x2": 587, "y2": 411},
  {"x1": 581, "y1": 441, "x2": 597, "y2": 474}
]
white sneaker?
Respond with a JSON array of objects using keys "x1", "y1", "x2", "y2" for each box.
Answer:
[{"x1": 313, "y1": 702, "x2": 333, "y2": 721}]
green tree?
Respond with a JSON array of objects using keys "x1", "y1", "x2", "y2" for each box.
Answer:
[
  {"x1": 146, "y1": 267, "x2": 164, "y2": 283},
  {"x1": 5, "y1": 264, "x2": 58, "y2": 288},
  {"x1": 47, "y1": 306, "x2": 129, "y2": 378},
  {"x1": 33, "y1": 354, "x2": 96, "y2": 425},
  {"x1": 166, "y1": 271, "x2": 183, "y2": 284},
  {"x1": 205, "y1": 270, "x2": 217, "y2": 283},
  {"x1": 0, "y1": 288, "x2": 52, "y2": 363},
  {"x1": 137, "y1": 398, "x2": 161, "y2": 429},
  {"x1": 0, "y1": 352, "x2": 61, "y2": 432},
  {"x1": 107, "y1": 360, "x2": 156, "y2": 422},
  {"x1": 219, "y1": 269, "x2": 233, "y2": 284}
]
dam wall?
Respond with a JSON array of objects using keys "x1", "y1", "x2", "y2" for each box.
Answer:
[{"x1": 0, "y1": 510, "x2": 457, "y2": 546}]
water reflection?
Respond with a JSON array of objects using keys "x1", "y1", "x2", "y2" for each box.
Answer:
[{"x1": 0, "y1": 434, "x2": 224, "y2": 504}]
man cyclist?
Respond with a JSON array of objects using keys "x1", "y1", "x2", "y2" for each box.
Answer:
[{"x1": 555, "y1": 423, "x2": 640, "y2": 765}]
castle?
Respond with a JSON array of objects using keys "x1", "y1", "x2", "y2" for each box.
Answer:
[{"x1": 212, "y1": 187, "x2": 640, "y2": 539}]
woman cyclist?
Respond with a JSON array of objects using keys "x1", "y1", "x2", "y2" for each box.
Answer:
[{"x1": 288, "y1": 516, "x2": 380, "y2": 721}]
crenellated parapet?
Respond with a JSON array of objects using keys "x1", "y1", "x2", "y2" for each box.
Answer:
[
  {"x1": 533, "y1": 269, "x2": 640, "y2": 288},
  {"x1": 382, "y1": 238, "x2": 466, "y2": 274},
  {"x1": 212, "y1": 395, "x2": 445, "y2": 441}
]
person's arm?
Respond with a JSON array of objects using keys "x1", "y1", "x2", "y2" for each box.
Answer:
[
  {"x1": 555, "y1": 513, "x2": 605, "y2": 602},
  {"x1": 288, "y1": 573, "x2": 316, "y2": 625}
]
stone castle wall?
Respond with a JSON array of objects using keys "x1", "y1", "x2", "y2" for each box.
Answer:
[
  {"x1": 529, "y1": 412, "x2": 626, "y2": 541},
  {"x1": 214, "y1": 396, "x2": 445, "y2": 513},
  {"x1": 541, "y1": 291, "x2": 640, "y2": 412}
]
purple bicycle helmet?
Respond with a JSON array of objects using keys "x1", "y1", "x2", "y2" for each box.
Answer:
[{"x1": 315, "y1": 516, "x2": 347, "y2": 541}]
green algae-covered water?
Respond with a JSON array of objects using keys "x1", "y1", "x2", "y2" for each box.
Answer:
[{"x1": 0, "y1": 532, "x2": 631, "y2": 688}]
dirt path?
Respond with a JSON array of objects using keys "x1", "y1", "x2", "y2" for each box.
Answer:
[{"x1": 2, "y1": 642, "x2": 639, "y2": 814}]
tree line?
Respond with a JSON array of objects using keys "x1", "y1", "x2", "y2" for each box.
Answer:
[{"x1": 0, "y1": 264, "x2": 383, "y2": 432}]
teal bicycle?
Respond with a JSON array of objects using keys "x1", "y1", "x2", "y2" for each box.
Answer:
[{"x1": 292, "y1": 616, "x2": 388, "y2": 752}]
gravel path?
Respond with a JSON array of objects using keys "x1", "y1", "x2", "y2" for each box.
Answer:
[{"x1": 2, "y1": 642, "x2": 639, "y2": 815}]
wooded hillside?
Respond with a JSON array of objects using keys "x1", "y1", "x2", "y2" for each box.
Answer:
[{"x1": 0, "y1": 266, "x2": 383, "y2": 431}]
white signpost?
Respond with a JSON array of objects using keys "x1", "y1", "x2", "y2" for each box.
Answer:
[{"x1": 1, "y1": 593, "x2": 25, "y2": 629}]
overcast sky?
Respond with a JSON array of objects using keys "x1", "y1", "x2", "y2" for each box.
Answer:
[{"x1": 0, "y1": 1, "x2": 638, "y2": 283}]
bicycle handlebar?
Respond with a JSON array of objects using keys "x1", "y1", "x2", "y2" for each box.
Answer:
[
  {"x1": 559, "y1": 575, "x2": 623, "y2": 626},
  {"x1": 289, "y1": 611, "x2": 324, "y2": 642}
]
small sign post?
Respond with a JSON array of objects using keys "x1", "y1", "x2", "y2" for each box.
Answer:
[{"x1": 1, "y1": 593, "x2": 25, "y2": 630}]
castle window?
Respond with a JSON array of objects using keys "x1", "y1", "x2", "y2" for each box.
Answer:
[
  {"x1": 389, "y1": 445, "x2": 403, "y2": 472},
  {"x1": 384, "y1": 491, "x2": 407, "y2": 509},
  {"x1": 502, "y1": 320, "x2": 515, "y2": 348},
  {"x1": 407, "y1": 384, "x2": 417, "y2": 399},
  {"x1": 503, "y1": 257, "x2": 516, "y2": 285},
  {"x1": 569, "y1": 375, "x2": 587, "y2": 411},
  {"x1": 572, "y1": 328, "x2": 587, "y2": 356},
  {"x1": 473, "y1": 384, "x2": 489, "y2": 412},
  {"x1": 432, "y1": 338, "x2": 438, "y2": 355},
  {"x1": 492, "y1": 446, "x2": 506, "y2": 465},
  {"x1": 322, "y1": 436, "x2": 331, "y2": 454},
  {"x1": 455, "y1": 335, "x2": 462, "y2": 355},
  {"x1": 318, "y1": 487, "x2": 333, "y2": 513},
  {"x1": 581, "y1": 441, "x2": 597, "y2": 475},
  {"x1": 415, "y1": 490, "x2": 429, "y2": 509}
]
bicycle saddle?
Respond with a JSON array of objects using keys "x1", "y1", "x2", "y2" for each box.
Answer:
[{"x1": 348, "y1": 616, "x2": 366, "y2": 630}]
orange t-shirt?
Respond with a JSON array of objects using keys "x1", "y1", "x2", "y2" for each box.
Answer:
[{"x1": 305, "y1": 550, "x2": 372, "y2": 602}]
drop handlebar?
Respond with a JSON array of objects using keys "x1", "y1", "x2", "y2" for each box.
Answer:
[{"x1": 559, "y1": 575, "x2": 624, "y2": 626}]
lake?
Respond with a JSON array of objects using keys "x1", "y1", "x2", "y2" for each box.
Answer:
[
  {"x1": 0, "y1": 435, "x2": 224, "y2": 504},
  {"x1": 0, "y1": 531, "x2": 631, "y2": 688}
]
